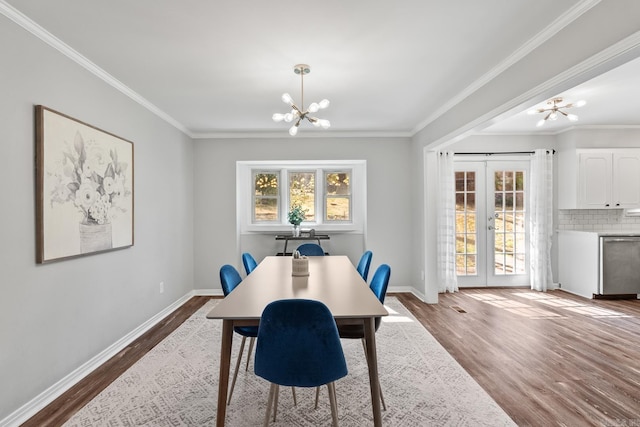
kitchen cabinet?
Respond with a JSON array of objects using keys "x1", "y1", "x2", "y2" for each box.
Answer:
[
  {"x1": 558, "y1": 149, "x2": 640, "y2": 209},
  {"x1": 557, "y1": 230, "x2": 599, "y2": 298}
]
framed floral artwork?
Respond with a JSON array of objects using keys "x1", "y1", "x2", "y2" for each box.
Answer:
[{"x1": 35, "y1": 106, "x2": 134, "y2": 263}]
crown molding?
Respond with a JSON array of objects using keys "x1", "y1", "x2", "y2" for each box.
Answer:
[
  {"x1": 411, "y1": 0, "x2": 601, "y2": 136},
  {"x1": 0, "y1": 0, "x2": 193, "y2": 137},
  {"x1": 191, "y1": 130, "x2": 413, "y2": 139}
]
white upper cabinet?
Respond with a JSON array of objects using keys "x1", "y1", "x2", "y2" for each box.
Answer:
[{"x1": 558, "y1": 149, "x2": 640, "y2": 209}]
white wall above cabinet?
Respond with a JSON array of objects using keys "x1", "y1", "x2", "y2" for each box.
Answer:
[{"x1": 558, "y1": 149, "x2": 640, "y2": 210}]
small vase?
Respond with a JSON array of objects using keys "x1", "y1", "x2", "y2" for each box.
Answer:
[
  {"x1": 292, "y1": 224, "x2": 301, "y2": 237},
  {"x1": 79, "y1": 222, "x2": 113, "y2": 254}
]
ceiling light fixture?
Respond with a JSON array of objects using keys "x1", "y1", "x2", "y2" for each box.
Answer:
[
  {"x1": 528, "y1": 97, "x2": 586, "y2": 127},
  {"x1": 272, "y1": 64, "x2": 330, "y2": 136}
]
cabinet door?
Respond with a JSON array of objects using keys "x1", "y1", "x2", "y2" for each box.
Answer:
[
  {"x1": 578, "y1": 153, "x2": 612, "y2": 208},
  {"x1": 613, "y1": 153, "x2": 640, "y2": 207}
]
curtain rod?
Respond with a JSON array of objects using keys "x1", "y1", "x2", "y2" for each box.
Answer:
[{"x1": 450, "y1": 149, "x2": 555, "y2": 156}]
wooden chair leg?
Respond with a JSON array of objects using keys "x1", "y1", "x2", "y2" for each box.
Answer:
[
  {"x1": 245, "y1": 337, "x2": 255, "y2": 371},
  {"x1": 272, "y1": 384, "x2": 279, "y2": 422},
  {"x1": 263, "y1": 383, "x2": 277, "y2": 427},
  {"x1": 228, "y1": 336, "x2": 247, "y2": 405},
  {"x1": 291, "y1": 386, "x2": 297, "y2": 406},
  {"x1": 327, "y1": 382, "x2": 339, "y2": 426},
  {"x1": 314, "y1": 386, "x2": 320, "y2": 409}
]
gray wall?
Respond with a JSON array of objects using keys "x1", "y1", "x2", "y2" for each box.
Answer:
[
  {"x1": 0, "y1": 16, "x2": 194, "y2": 420},
  {"x1": 193, "y1": 137, "x2": 414, "y2": 292}
]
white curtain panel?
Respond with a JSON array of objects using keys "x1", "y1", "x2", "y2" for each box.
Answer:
[
  {"x1": 437, "y1": 152, "x2": 458, "y2": 293},
  {"x1": 529, "y1": 149, "x2": 554, "y2": 291}
]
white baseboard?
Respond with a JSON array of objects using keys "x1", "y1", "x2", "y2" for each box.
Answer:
[
  {"x1": 0, "y1": 291, "x2": 197, "y2": 427},
  {"x1": 1, "y1": 285, "x2": 419, "y2": 426}
]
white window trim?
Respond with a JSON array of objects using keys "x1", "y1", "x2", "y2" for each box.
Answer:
[{"x1": 237, "y1": 160, "x2": 366, "y2": 233}]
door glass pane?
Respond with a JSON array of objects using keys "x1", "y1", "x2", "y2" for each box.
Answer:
[
  {"x1": 493, "y1": 169, "x2": 526, "y2": 276},
  {"x1": 455, "y1": 171, "x2": 477, "y2": 276}
]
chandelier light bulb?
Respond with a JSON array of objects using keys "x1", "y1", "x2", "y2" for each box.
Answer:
[
  {"x1": 289, "y1": 124, "x2": 299, "y2": 136},
  {"x1": 308, "y1": 102, "x2": 320, "y2": 113},
  {"x1": 318, "y1": 119, "x2": 331, "y2": 129},
  {"x1": 536, "y1": 119, "x2": 546, "y2": 127},
  {"x1": 575, "y1": 100, "x2": 587, "y2": 108},
  {"x1": 283, "y1": 113, "x2": 293, "y2": 123},
  {"x1": 567, "y1": 113, "x2": 579, "y2": 122},
  {"x1": 282, "y1": 93, "x2": 293, "y2": 104},
  {"x1": 272, "y1": 113, "x2": 285, "y2": 122},
  {"x1": 549, "y1": 112, "x2": 558, "y2": 121},
  {"x1": 318, "y1": 99, "x2": 330, "y2": 109}
]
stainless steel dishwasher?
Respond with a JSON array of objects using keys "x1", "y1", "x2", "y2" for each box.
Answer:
[{"x1": 600, "y1": 236, "x2": 640, "y2": 296}]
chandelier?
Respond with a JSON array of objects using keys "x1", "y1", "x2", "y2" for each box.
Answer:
[
  {"x1": 528, "y1": 97, "x2": 586, "y2": 127},
  {"x1": 272, "y1": 64, "x2": 330, "y2": 136}
]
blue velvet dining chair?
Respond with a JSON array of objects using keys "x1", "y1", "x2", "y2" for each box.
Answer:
[
  {"x1": 296, "y1": 243, "x2": 325, "y2": 256},
  {"x1": 356, "y1": 250, "x2": 373, "y2": 282},
  {"x1": 219, "y1": 264, "x2": 296, "y2": 406},
  {"x1": 242, "y1": 252, "x2": 258, "y2": 276},
  {"x1": 219, "y1": 264, "x2": 258, "y2": 404},
  {"x1": 316, "y1": 263, "x2": 391, "y2": 411},
  {"x1": 255, "y1": 299, "x2": 348, "y2": 426}
]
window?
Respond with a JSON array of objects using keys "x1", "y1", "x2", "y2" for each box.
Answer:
[
  {"x1": 238, "y1": 160, "x2": 365, "y2": 232},
  {"x1": 325, "y1": 172, "x2": 351, "y2": 221},
  {"x1": 253, "y1": 172, "x2": 279, "y2": 222}
]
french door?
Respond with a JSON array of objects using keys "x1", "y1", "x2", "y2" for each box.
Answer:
[{"x1": 454, "y1": 160, "x2": 530, "y2": 287}]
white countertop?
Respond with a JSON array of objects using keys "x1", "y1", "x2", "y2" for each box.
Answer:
[{"x1": 557, "y1": 229, "x2": 640, "y2": 236}]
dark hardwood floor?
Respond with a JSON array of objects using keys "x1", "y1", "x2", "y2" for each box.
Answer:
[
  {"x1": 22, "y1": 290, "x2": 640, "y2": 426},
  {"x1": 396, "y1": 289, "x2": 640, "y2": 427}
]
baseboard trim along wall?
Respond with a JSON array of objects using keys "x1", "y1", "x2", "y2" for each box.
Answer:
[
  {"x1": 0, "y1": 292, "x2": 196, "y2": 427},
  {"x1": 1, "y1": 285, "x2": 420, "y2": 427}
]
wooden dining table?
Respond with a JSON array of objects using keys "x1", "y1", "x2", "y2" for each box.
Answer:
[{"x1": 206, "y1": 255, "x2": 388, "y2": 426}]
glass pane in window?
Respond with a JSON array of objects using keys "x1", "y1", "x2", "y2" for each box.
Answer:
[
  {"x1": 466, "y1": 255, "x2": 477, "y2": 275},
  {"x1": 495, "y1": 171, "x2": 504, "y2": 191},
  {"x1": 466, "y1": 212, "x2": 476, "y2": 233},
  {"x1": 516, "y1": 171, "x2": 524, "y2": 191},
  {"x1": 504, "y1": 171, "x2": 514, "y2": 191},
  {"x1": 467, "y1": 193, "x2": 476, "y2": 211},
  {"x1": 253, "y1": 173, "x2": 279, "y2": 222},
  {"x1": 290, "y1": 172, "x2": 315, "y2": 221},
  {"x1": 325, "y1": 172, "x2": 351, "y2": 221},
  {"x1": 456, "y1": 193, "x2": 465, "y2": 210},
  {"x1": 455, "y1": 172, "x2": 465, "y2": 191},
  {"x1": 254, "y1": 198, "x2": 278, "y2": 221},
  {"x1": 326, "y1": 197, "x2": 350, "y2": 220},
  {"x1": 466, "y1": 172, "x2": 475, "y2": 191},
  {"x1": 326, "y1": 172, "x2": 350, "y2": 195},
  {"x1": 254, "y1": 173, "x2": 278, "y2": 196}
]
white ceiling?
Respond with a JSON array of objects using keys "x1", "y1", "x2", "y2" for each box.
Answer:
[{"x1": 5, "y1": 0, "x2": 638, "y2": 138}]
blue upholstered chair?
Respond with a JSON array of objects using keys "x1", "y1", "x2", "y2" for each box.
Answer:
[
  {"x1": 242, "y1": 252, "x2": 258, "y2": 276},
  {"x1": 316, "y1": 264, "x2": 391, "y2": 411},
  {"x1": 255, "y1": 299, "x2": 348, "y2": 426},
  {"x1": 219, "y1": 264, "x2": 296, "y2": 407},
  {"x1": 219, "y1": 264, "x2": 258, "y2": 404},
  {"x1": 296, "y1": 243, "x2": 325, "y2": 256},
  {"x1": 356, "y1": 250, "x2": 373, "y2": 282}
]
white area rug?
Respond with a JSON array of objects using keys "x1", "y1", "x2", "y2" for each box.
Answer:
[{"x1": 64, "y1": 297, "x2": 515, "y2": 426}]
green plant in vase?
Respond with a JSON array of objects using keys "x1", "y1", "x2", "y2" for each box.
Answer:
[{"x1": 288, "y1": 204, "x2": 306, "y2": 236}]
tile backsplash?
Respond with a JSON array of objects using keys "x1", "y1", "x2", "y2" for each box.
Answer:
[{"x1": 558, "y1": 209, "x2": 640, "y2": 231}]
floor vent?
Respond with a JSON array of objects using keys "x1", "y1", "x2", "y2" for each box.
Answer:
[{"x1": 451, "y1": 305, "x2": 467, "y2": 313}]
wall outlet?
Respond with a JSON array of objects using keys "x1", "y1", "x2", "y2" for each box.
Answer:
[{"x1": 159, "y1": 281, "x2": 165, "y2": 294}]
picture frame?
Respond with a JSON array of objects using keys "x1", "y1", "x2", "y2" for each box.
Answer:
[{"x1": 35, "y1": 105, "x2": 134, "y2": 263}]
